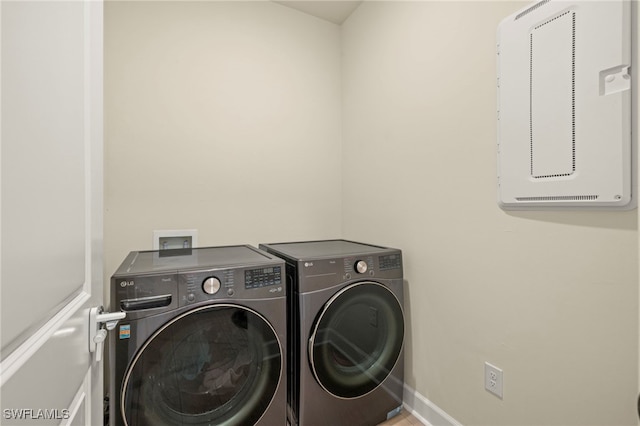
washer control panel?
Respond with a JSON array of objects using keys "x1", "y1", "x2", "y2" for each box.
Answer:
[
  {"x1": 178, "y1": 263, "x2": 284, "y2": 306},
  {"x1": 245, "y1": 266, "x2": 282, "y2": 290}
]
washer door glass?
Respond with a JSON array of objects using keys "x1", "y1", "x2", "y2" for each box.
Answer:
[
  {"x1": 121, "y1": 305, "x2": 282, "y2": 426},
  {"x1": 308, "y1": 282, "x2": 404, "y2": 399}
]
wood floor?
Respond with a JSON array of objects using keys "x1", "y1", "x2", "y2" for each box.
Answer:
[
  {"x1": 377, "y1": 410, "x2": 422, "y2": 426},
  {"x1": 286, "y1": 408, "x2": 422, "y2": 426}
]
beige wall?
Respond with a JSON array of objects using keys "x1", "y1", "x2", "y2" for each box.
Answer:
[
  {"x1": 105, "y1": 1, "x2": 639, "y2": 424},
  {"x1": 104, "y1": 1, "x2": 342, "y2": 286},
  {"x1": 342, "y1": 2, "x2": 638, "y2": 425}
]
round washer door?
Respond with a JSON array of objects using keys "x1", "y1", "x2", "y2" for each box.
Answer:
[
  {"x1": 308, "y1": 281, "x2": 404, "y2": 399},
  {"x1": 121, "y1": 304, "x2": 282, "y2": 426}
]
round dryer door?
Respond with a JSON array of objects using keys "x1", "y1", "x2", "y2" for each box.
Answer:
[
  {"x1": 121, "y1": 304, "x2": 282, "y2": 426},
  {"x1": 308, "y1": 281, "x2": 404, "y2": 399}
]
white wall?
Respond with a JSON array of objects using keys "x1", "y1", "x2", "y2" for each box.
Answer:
[
  {"x1": 104, "y1": 1, "x2": 342, "y2": 286},
  {"x1": 341, "y1": 2, "x2": 638, "y2": 425}
]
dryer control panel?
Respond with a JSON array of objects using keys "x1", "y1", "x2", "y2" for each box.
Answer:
[
  {"x1": 379, "y1": 253, "x2": 402, "y2": 271},
  {"x1": 294, "y1": 251, "x2": 403, "y2": 293}
]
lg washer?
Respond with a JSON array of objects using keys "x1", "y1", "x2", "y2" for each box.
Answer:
[
  {"x1": 259, "y1": 240, "x2": 404, "y2": 426},
  {"x1": 108, "y1": 245, "x2": 286, "y2": 426}
]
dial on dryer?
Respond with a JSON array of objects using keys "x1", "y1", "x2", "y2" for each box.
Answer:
[
  {"x1": 354, "y1": 260, "x2": 368, "y2": 274},
  {"x1": 203, "y1": 277, "x2": 221, "y2": 295}
]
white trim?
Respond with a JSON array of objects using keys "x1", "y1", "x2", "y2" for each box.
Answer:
[
  {"x1": 61, "y1": 371, "x2": 89, "y2": 426},
  {"x1": 87, "y1": 1, "x2": 104, "y2": 424},
  {"x1": 83, "y1": 0, "x2": 92, "y2": 296},
  {"x1": 403, "y1": 383, "x2": 463, "y2": 426},
  {"x1": 0, "y1": 0, "x2": 4, "y2": 367},
  {"x1": 0, "y1": 291, "x2": 90, "y2": 387}
]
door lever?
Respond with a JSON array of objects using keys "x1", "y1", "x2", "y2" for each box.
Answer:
[{"x1": 89, "y1": 306, "x2": 126, "y2": 362}]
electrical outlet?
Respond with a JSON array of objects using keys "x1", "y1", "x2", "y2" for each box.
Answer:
[{"x1": 484, "y1": 362, "x2": 503, "y2": 399}]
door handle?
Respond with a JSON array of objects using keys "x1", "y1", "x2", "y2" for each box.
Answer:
[{"x1": 89, "y1": 306, "x2": 126, "y2": 362}]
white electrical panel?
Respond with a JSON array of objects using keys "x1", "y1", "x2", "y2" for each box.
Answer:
[{"x1": 497, "y1": 0, "x2": 632, "y2": 210}]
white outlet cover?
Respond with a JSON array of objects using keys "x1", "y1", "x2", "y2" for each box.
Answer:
[{"x1": 485, "y1": 362, "x2": 504, "y2": 399}]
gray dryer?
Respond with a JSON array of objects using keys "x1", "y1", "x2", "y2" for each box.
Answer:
[{"x1": 260, "y1": 240, "x2": 404, "y2": 426}]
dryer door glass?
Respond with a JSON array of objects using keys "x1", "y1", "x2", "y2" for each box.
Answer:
[
  {"x1": 121, "y1": 305, "x2": 282, "y2": 426},
  {"x1": 309, "y1": 282, "x2": 404, "y2": 399}
]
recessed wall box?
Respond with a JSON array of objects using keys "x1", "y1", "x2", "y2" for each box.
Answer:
[
  {"x1": 153, "y1": 229, "x2": 198, "y2": 250},
  {"x1": 497, "y1": 0, "x2": 632, "y2": 210}
]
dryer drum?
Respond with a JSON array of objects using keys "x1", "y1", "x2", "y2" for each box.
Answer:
[
  {"x1": 308, "y1": 282, "x2": 404, "y2": 399},
  {"x1": 121, "y1": 304, "x2": 282, "y2": 426}
]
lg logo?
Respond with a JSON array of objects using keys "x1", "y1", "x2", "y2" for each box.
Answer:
[{"x1": 120, "y1": 280, "x2": 134, "y2": 288}]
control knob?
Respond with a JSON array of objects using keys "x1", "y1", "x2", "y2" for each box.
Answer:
[
  {"x1": 203, "y1": 277, "x2": 221, "y2": 295},
  {"x1": 354, "y1": 260, "x2": 368, "y2": 274}
]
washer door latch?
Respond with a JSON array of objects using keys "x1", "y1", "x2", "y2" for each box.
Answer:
[{"x1": 89, "y1": 306, "x2": 126, "y2": 363}]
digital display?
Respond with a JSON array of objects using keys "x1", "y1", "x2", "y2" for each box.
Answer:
[
  {"x1": 379, "y1": 254, "x2": 402, "y2": 271},
  {"x1": 245, "y1": 266, "x2": 282, "y2": 289}
]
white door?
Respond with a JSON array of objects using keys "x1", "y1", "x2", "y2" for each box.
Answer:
[{"x1": 0, "y1": 0, "x2": 104, "y2": 425}]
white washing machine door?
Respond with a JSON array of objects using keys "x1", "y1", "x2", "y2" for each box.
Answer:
[
  {"x1": 308, "y1": 281, "x2": 404, "y2": 399},
  {"x1": 121, "y1": 304, "x2": 282, "y2": 426}
]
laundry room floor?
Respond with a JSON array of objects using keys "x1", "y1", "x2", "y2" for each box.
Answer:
[
  {"x1": 377, "y1": 410, "x2": 422, "y2": 426},
  {"x1": 285, "y1": 410, "x2": 421, "y2": 426}
]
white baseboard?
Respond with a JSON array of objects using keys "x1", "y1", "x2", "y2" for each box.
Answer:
[{"x1": 402, "y1": 384, "x2": 463, "y2": 426}]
